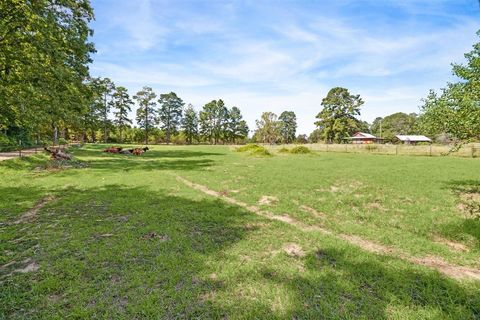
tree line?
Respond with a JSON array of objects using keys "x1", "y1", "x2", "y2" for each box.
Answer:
[
  {"x1": 85, "y1": 82, "x2": 250, "y2": 145},
  {"x1": 1, "y1": 1, "x2": 478, "y2": 149}
]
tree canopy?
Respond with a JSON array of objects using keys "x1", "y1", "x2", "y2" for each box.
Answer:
[
  {"x1": 314, "y1": 87, "x2": 364, "y2": 143},
  {"x1": 158, "y1": 92, "x2": 184, "y2": 144},
  {"x1": 420, "y1": 30, "x2": 480, "y2": 143},
  {"x1": 371, "y1": 112, "x2": 418, "y2": 142},
  {"x1": 279, "y1": 111, "x2": 297, "y2": 144}
]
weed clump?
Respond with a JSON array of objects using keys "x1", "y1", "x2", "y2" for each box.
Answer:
[
  {"x1": 236, "y1": 144, "x2": 261, "y2": 152},
  {"x1": 289, "y1": 146, "x2": 311, "y2": 154},
  {"x1": 236, "y1": 144, "x2": 271, "y2": 156},
  {"x1": 278, "y1": 147, "x2": 290, "y2": 153}
]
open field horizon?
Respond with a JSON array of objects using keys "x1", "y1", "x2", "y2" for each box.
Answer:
[{"x1": 1, "y1": 144, "x2": 479, "y2": 319}]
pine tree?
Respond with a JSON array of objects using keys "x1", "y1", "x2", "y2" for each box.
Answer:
[
  {"x1": 199, "y1": 100, "x2": 228, "y2": 144},
  {"x1": 157, "y1": 92, "x2": 184, "y2": 144},
  {"x1": 279, "y1": 111, "x2": 297, "y2": 144},
  {"x1": 133, "y1": 86, "x2": 157, "y2": 144},
  {"x1": 226, "y1": 107, "x2": 249, "y2": 144},
  {"x1": 181, "y1": 104, "x2": 199, "y2": 144},
  {"x1": 112, "y1": 86, "x2": 133, "y2": 143}
]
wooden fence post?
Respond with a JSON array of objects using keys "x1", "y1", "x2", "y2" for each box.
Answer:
[
  {"x1": 429, "y1": 144, "x2": 432, "y2": 157},
  {"x1": 395, "y1": 145, "x2": 398, "y2": 156},
  {"x1": 472, "y1": 145, "x2": 475, "y2": 158}
]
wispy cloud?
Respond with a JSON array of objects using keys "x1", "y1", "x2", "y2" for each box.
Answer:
[{"x1": 90, "y1": 0, "x2": 480, "y2": 134}]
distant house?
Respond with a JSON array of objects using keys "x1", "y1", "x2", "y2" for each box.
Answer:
[
  {"x1": 349, "y1": 132, "x2": 381, "y2": 144},
  {"x1": 396, "y1": 135, "x2": 432, "y2": 145}
]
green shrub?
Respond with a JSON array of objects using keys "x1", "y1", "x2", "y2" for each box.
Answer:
[
  {"x1": 250, "y1": 146, "x2": 271, "y2": 156},
  {"x1": 365, "y1": 144, "x2": 378, "y2": 151},
  {"x1": 236, "y1": 144, "x2": 271, "y2": 156},
  {"x1": 236, "y1": 144, "x2": 261, "y2": 152},
  {"x1": 289, "y1": 146, "x2": 311, "y2": 154},
  {"x1": 278, "y1": 147, "x2": 290, "y2": 153},
  {"x1": 0, "y1": 135, "x2": 18, "y2": 152}
]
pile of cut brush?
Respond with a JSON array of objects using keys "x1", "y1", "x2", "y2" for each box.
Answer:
[
  {"x1": 41, "y1": 147, "x2": 86, "y2": 170},
  {"x1": 44, "y1": 147, "x2": 72, "y2": 160}
]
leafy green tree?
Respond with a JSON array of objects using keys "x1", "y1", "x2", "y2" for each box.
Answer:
[
  {"x1": 199, "y1": 100, "x2": 228, "y2": 144},
  {"x1": 134, "y1": 86, "x2": 157, "y2": 144},
  {"x1": 371, "y1": 112, "x2": 417, "y2": 142},
  {"x1": 226, "y1": 107, "x2": 249, "y2": 144},
  {"x1": 279, "y1": 111, "x2": 297, "y2": 144},
  {"x1": 83, "y1": 78, "x2": 104, "y2": 142},
  {"x1": 254, "y1": 112, "x2": 281, "y2": 144},
  {"x1": 420, "y1": 31, "x2": 480, "y2": 143},
  {"x1": 315, "y1": 87, "x2": 363, "y2": 143},
  {"x1": 296, "y1": 134, "x2": 308, "y2": 144},
  {"x1": 308, "y1": 128, "x2": 323, "y2": 143},
  {"x1": 0, "y1": 0, "x2": 95, "y2": 144},
  {"x1": 182, "y1": 104, "x2": 199, "y2": 144},
  {"x1": 112, "y1": 86, "x2": 133, "y2": 143},
  {"x1": 102, "y1": 78, "x2": 115, "y2": 142},
  {"x1": 157, "y1": 92, "x2": 184, "y2": 144}
]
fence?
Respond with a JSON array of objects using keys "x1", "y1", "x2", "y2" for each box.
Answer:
[
  {"x1": 267, "y1": 143, "x2": 480, "y2": 158},
  {"x1": 0, "y1": 142, "x2": 77, "y2": 161}
]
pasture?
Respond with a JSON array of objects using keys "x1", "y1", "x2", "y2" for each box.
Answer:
[{"x1": 1, "y1": 144, "x2": 480, "y2": 319}]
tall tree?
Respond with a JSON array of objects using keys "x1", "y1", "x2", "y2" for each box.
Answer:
[
  {"x1": 181, "y1": 104, "x2": 199, "y2": 145},
  {"x1": 157, "y1": 92, "x2": 184, "y2": 144},
  {"x1": 101, "y1": 78, "x2": 115, "y2": 142},
  {"x1": 0, "y1": 0, "x2": 95, "y2": 144},
  {"x1": 279, "y1": 111, "x2": 297, "y2": 144},
  {"x1": 112, "y1": 86, "x2": 133, "y2": 143},
  {"x1": 254, "y1": 112, "x2": 281, "y2": 144},
  {"x1": 226, "y1": 107, "x2": 249, "y2": 144},
  {"x1": 314, "y1": 87, "x2": 363, "y2": 143},
  {"x1": 199, "y1": 100, "x2": 228, "y2": 144},
  {"x1": 420, "y1": 30, "x2": 480, "y2": 143},
  {"x1": 134, "y1": 86, "x2": 157, "y2": 144}
]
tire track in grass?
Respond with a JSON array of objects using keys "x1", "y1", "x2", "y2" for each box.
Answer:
[{"x1": 175, "y1": 175, "x2": 480, "y2": 281}]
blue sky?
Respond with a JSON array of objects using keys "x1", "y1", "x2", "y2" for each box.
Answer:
[{"x1": 89, "y1": 0, "x2": 480, "y2": 134}]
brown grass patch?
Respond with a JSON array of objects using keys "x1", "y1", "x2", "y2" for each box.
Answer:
[
  {"x1": 283, "y1": 243, "x2": 305, "y2": 257},
  {"x1": 432, "y1": 236, "x2": 469, "y2": 252},
  {"x1": 258, "y1": 195, "x2": 279, "y2": 206},
  {"x1": 14, "y1": 195, "x2": 56, "y2": 224},
  {"x1": 365, "y1": 202, "x2": 388, "y2": 212},
  {"x1": 299, "y1": 205, "x2": 325, "y2": 218}
]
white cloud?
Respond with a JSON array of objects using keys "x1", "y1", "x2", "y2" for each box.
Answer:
[{"x1": 90, "y1": 0, "x2": 480, "y2": 134}]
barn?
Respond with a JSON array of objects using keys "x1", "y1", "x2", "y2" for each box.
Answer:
[
  {"x1": 349, "y1": 132, "x2": 381, "y2": 144},
  {"x1": 396, "y1": 135, "x2": 432, "y2": 145}
]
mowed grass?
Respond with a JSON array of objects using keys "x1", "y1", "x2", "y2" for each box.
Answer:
[{"x1": 1, "y1": 144, "x2": 479, "y2": 319}]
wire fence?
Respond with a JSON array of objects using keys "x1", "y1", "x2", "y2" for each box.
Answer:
[
  {"x1": 268, "y1": 143, "x2": 480, "y2": 158},
  {"x1": 0, "y1": 142, "x2": 79, "y2": 161}
]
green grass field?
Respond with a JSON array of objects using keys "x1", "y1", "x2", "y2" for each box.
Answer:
[{"x1": 1, "y1": 144, "x2": 479, "y2": 319}]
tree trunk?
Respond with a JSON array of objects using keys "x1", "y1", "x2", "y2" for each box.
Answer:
[{"x1": 52, "y1": 124, "x2": 58, "y2": 146}]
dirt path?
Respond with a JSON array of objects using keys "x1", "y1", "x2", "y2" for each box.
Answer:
[
  {"x1": 175, "y1": 175, "x2": 480, "y2": 281},
  {"x1": 0, "y1": 148, "x2": 42, "y2": 161}
]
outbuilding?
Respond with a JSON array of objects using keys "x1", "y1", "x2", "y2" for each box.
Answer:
[
  {"x1": 396, "y1": 135, "x2": 432, "y2": 145},
  {"x1": 349, "y1": 132, "x2": 381, "y2": 144}
]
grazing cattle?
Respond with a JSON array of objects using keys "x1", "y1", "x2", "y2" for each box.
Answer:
[
  {"x1": 103, "y1": 146, "x2": 122, "y2": 153},
  {"x1": 131, "y1": 147, "x2": 149, "y2": 156}
]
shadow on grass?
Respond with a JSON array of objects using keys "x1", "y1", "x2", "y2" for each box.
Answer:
[
  {"x1": 70, "y1": 146, "x2": 222, "y2": 172},
  {"x1": 2, "y1": 183, "x2": 480, "y2": 319},
  {"x1": 257, "y1": 247, "x2": 480, "y2": 319},
  {"x1": 0, "y1": 184, "x2": 262, "y2": 319},
  {"x1": 441, "y1": 179, "x2": 480, "y2": 246}
]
